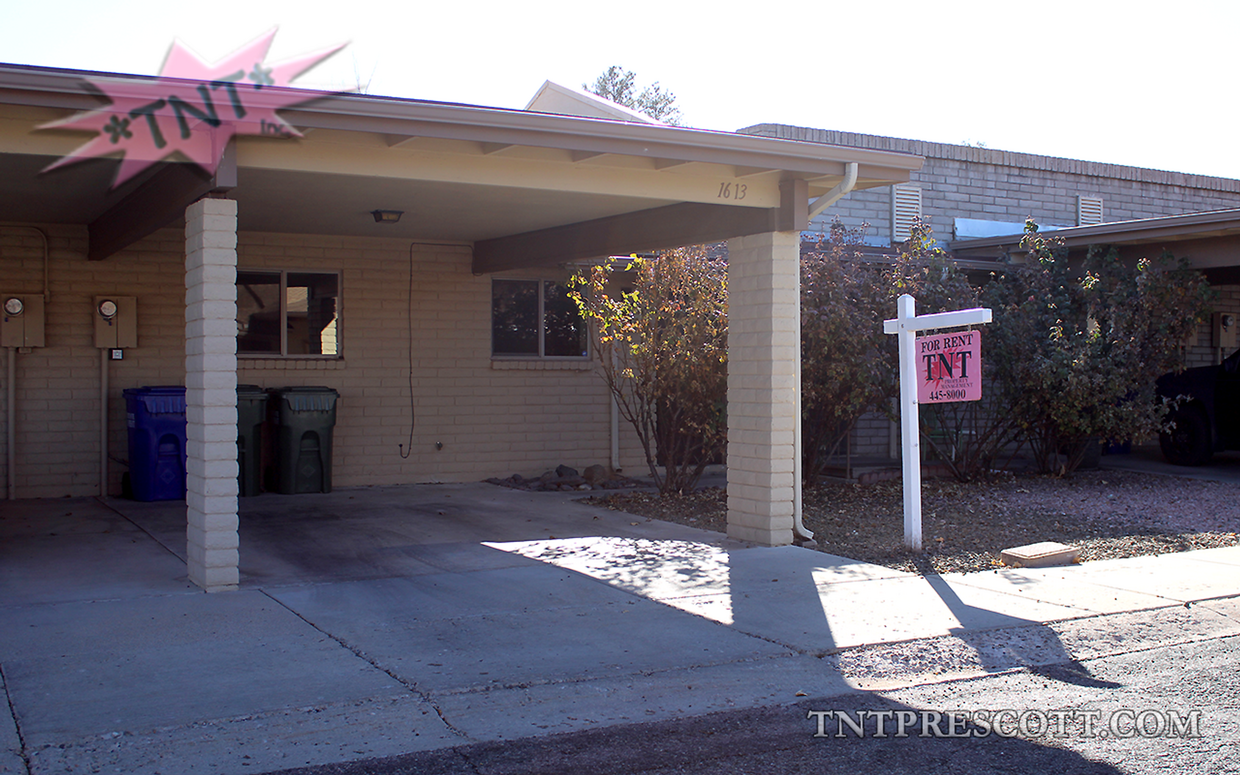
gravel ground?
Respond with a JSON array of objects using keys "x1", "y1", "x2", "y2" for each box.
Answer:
[{"x1": 582, "y1": 470, "x2": 1240, "y2": 574}]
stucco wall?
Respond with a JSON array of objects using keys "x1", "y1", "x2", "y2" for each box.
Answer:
[{"x1": 0, "y1": 225, "x2": 641, "y2": 499}]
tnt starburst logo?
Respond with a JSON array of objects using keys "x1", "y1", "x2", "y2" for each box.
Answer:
[{"x1": 41, "y1": 29, "x2": 345, "y2": 187}]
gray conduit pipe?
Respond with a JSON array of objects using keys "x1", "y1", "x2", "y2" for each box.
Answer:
[
  {"x1": 7, "y1": 347, "x2": 14, "y2": 500},
  {"x1": 100, "y1": 349, "x2": 108, "y2": 498},
  {"x1": 795, "y1": 163, "x2": 859, "y2": 543}
]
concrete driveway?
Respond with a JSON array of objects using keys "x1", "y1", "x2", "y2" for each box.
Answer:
[{"x1": 1, "y1": 483, "x2": 1238, "y2": 775}]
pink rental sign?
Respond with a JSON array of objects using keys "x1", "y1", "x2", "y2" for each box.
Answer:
[{"x1": 916, "y1": 330, "x2": 981, "y2": 403}]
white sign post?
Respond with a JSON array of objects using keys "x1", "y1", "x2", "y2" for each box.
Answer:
[{"x1": 883, "y1": 294, "x2": 992, "y2": 550}]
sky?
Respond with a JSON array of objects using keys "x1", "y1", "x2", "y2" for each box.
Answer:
[{"x1": 3, "y1": 0, "x2": 1238, "y2": 179}]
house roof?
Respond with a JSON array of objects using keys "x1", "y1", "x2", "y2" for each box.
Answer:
[
  {"x1": 950, "y1": 208, "x2": 1240, "y2": 283},
  {"x1": 951, "y1": 208, "x2": 1240, "y2": 254},
  {"x1": 0, "y1": 63, "x2": 924, "y2": 270}
]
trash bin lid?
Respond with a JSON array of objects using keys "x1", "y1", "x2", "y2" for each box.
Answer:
[
  {"x1": 123, "y1": 386, "x2": 186, "y2": 414},
  {"x1": 271, "y1": 386, "x2": 338, "y2": 412},
  {"x1": 237, "y1": 384, "x2": 267, "y2": 398}
]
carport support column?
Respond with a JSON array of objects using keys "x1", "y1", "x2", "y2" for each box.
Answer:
[
  {"x1": 726, "y1": 231, "x2": 798, "y2": 546},
  {"x1": 185, "y1": 198, "x2": 240, "y2": 592}
]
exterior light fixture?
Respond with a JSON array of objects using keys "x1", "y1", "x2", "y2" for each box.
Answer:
[{"x1": 371, "y1": 210, "x2": 403, "y2": 224}]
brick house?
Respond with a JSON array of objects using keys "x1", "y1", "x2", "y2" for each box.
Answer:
[{"x1": 0, "y1": 64, "x2": 923, "y2": 589}]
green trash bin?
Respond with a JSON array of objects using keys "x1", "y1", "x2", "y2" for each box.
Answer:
[
  {"x1": 270, "y1": 386, "x2": 339, "y2": 494},
  {"x1": 236, "y1": 385, "x2": 268, "y2": 497}
]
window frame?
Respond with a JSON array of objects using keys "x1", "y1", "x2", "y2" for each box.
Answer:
[
  {"x1": 236, "y1": 268, "x2": 342, "y2": 359},
  {"x1": 491, "y1": 277, "x2": 590, "y2": 361}
]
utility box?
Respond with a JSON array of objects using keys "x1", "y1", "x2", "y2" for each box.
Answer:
[
  {"x1": 269, "y1": 386, "x2": 339, "y2": 494},
  {"x1": 1, "y1": 295, "x2": 45, "y2": 347},
  {"x1": 94, "y1": 296, "x2": 137, "y2": 349}
]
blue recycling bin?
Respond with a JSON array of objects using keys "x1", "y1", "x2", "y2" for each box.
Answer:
[{"x1": 123, "y1": 386, "x2": 187, "y2": 501}]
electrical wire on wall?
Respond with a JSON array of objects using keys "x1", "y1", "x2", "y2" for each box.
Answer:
[{"x1": 399, "y1": 241, "x2": 417, "y2": 458}]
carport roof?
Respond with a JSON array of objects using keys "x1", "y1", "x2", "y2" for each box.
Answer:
[{"x1": 0, "y1": 63, "x2": 924, "y2": 270}]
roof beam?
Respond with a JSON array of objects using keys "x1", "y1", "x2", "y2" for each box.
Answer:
[
  {"x1": 87, "y1": 141, "x2": 236, "y2": 261},
  {"x1": 479, "y1": 142, "x2": 517, "y2": 155},
  {"x1": 472, "y1": 179, "x2": 808, "y2": 274}
]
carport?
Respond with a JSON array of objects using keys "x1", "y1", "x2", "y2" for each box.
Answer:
[{"x1": 0, "y1": 63, "x2": 922, "y2": 591}]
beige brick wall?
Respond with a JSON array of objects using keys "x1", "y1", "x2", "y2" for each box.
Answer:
[{"x1": 0, "y1": 225, "x2": 642, "y2": 499}]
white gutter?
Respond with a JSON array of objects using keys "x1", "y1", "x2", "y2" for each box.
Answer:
[{"x1": 795, "y1": 162, "x2": 858, "y2": 543}]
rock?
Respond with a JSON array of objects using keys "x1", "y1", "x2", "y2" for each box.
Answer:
[
  {"x1": 583, "y1": 464, "x2": 609, "y2": 484},
  {"x1": 539, "y1": 471, "x2": 556, "y2": 483},
  {"x1": 556, "y1": 464, "x2": 579, "y2": 478},
  {"x1": 511, "y1": 474, "x2": 524, "y2": 484}
]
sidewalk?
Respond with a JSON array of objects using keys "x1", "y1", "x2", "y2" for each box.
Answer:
[{"x1": 1, "y1": 484, "x2": 1237, "y2": 775}]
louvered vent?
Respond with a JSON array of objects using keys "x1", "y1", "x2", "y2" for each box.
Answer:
[
  {"x1": 892, "y1": 183, "x2": 922, "y2": 242},
  {"x1": 1077, "y1": 196, "x2": 1104, "y2": 226}
]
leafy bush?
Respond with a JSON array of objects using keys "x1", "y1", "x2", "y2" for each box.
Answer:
[
  {"x1": 983, "y1": 222, "x2": 1211, "y2": 475},
  {"x1": 569, "y1": 247, "x2": 727, "y2": 494}
]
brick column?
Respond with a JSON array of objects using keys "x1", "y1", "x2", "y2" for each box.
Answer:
[
  {"x1": 726, "y1": 231, "x2": 799, "y2": 546},
  {"x1": 185, "y1": 198, "x2": 239, "y2": 591}
]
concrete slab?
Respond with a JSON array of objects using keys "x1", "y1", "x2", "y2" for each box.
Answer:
[
  {"x1": 0, "y1": 498, "x2": 196, "y2": 605},
  {"x1": 430, "y1": 654, "x2": 861, "y2": 742},
  {"x1": 1179, "y1": 544, "x2": 1240, "y2": 567},
  {"x1": 24, "y1": 694, "x2": 461, "y2": 775},
  {"x1": 490, "y1": 541, "x2": 908, "y2": 603},
  {"x1": 269, "y1": 568, "x2": 791, "y2": 696},
  {"x1": 947, "y1": 567, "x2": 1172, "y2": 615},
  {"x1": 0, "y1": 591, "x2": 408, "y2": 746},
  {"x1": 4, "y1": 484, "x2": 1239, "y2": 775},
  {"x1": 999, "y1": 541, "x2": 1080, "y2": 568},
  {"x1": 1052, "y1": 552, "x2": 1240, "y2": 603}
]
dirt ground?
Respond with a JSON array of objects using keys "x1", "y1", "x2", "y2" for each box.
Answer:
[{"x1": 582, "y1": 469, "x2": 1240, "y2": 574}]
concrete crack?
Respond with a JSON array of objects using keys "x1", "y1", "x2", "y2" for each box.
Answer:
[
  {"x1": 258, "y1": 589, "x2": 476, "y2": 744},
  {"x1": 0, "y1": 663, "x2": 32, "y2": 775}
]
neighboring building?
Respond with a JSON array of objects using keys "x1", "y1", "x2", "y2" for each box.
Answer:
[
  {"x1": 742, "y1": 124, "x2": 1240, "y2": 247},
  {"x1": 0, "y1": 64, "x2": 921, "y2": 588}
]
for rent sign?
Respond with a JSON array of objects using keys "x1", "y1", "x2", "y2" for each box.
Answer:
[{"x1": 916, "y1": 330, "x2": 981, "y2": 403}]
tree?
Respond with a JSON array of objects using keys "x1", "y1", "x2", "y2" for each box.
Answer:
[
  {"x1": 569, "y1": 248, "x2": 726, "y2": 494},
  {"x1": 983, "y1": 222, "x2": 1212, "y2": 475},
  {"x1": 885, "y1": 222, "x2": 1024, "y2": 482},
  {"x1": 800, "y1": 219, "x2": 1001, "y2": 482},
  {"x1": 800, "y1": 222, "x2": 891, "y2": 479},
  {"x1": 585, "y1": 66, "x2": 683, "y2": 125}
]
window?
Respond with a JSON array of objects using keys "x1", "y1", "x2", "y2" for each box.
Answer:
[
  {"x1": 237, "y1": 270, "x2": 340, "y2": 356},
  {"x1": 892, "y1": 183, "x2": 922, "y2": 242},
  {"x1": 492, "y1": 279, "x2": 588, "y2": 358}
]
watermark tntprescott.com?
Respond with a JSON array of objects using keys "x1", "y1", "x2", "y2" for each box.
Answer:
[{"x1": 807, "y1": 708, "x2": 1204, "y2": 740}]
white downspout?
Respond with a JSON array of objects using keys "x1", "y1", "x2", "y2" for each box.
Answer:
[{"x1": 795, "y1": 163, "x2": 859, "y2": 543}]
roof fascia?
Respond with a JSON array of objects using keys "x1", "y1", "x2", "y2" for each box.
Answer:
[{"x1": 0, "y1": 64, "x2": 923, "y2": 182}]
